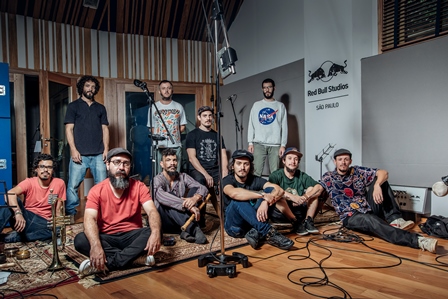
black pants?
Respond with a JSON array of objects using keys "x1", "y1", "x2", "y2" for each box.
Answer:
[
  {"x1": 74, "y1": 227, "x2": 152, "y2": 270},
  {"x1": 188, "y1": 168, "x2": 220, "y2": 223},
  {"x1": 343, "y1": 180, "x2": 419, "y2": 249},
  {"x1": 157, "y1": 187, "x2": 199, "y2": 234}
]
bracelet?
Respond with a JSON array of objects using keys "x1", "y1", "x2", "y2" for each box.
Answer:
[{"x1": 14, "y1": 210, "x2": 23, "y2": 216}]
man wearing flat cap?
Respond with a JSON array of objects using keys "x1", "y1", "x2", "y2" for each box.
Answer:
[
  {"x1": 222, "y1": 149, "x2": 294, "y2": 250},
  {"x1": 185, "y1": 106, "x2": 228, "y2": 223},
  {"x1": 320, "y1": 148, "x2": 438, "y2": 253},
  {"x1": 74, "y1": 147, "x2": 162, "y2": 276},
  {"x1": 269, "y1": 147, "x2": 323, "y2": 235}
]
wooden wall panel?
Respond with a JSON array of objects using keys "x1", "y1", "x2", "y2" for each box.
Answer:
[{"x1": 12, "y1": 74, "x2": 27, "y2": 183}]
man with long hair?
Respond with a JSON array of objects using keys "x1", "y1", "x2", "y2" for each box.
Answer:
[
  {"x1": 64, "y1": 75, "x2": 109, "y2": 215},
  {"x1": 0, "y1": 154, "x2": 65, "y2": 242}
]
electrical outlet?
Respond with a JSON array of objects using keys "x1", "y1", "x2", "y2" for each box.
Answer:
[{"x1": 390, "y1": 185, "x2": 430, "y2": 214}]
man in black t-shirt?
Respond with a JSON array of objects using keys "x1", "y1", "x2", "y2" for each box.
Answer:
[
  {"x1": 186, "y1": 106, "x2": 228, "y2": 222},
  {"x1": 222, "y1": 150, "x2": 294, "y2": 250}
]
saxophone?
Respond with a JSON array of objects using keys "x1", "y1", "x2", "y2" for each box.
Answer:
[{"x1": 47, "y1": 190, "x2": 71, "y2": 271}]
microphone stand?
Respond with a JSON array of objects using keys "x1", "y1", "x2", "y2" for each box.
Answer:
[
  {"x1": 315, "y1": 143, "x2": 335, "y2": 214},
  {"x1": 197, "y1": 0, "x2": 247, "y2": 278},
  {"x1": 134, "y1": 81, "x2": 175, "y2": 198},
  {"x1": 228, "y1": 97, "x2": 240, "y2": 150}
]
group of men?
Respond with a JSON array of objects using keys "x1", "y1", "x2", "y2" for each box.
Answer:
[{"x1": 0, "y1": 76, "x2": 438, "y2": 278}]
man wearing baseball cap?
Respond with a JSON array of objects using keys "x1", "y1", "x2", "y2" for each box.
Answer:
[
  {"x1": 320, "y1": 148, "x2": 438, "y2": 253},
  {"x1": 268, "y1": 147, "x2": 323, "y2": 235},
  {"x1": 221, "y1": 149, "x2": 294, "y2": 250},
  {"x1": 74, "y1": 147, "x2": 162, "y2": 276}
]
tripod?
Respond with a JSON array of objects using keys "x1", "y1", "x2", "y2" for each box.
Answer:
[{"x1": 196, "y1": 0, "x2": 248, "y2": 278}]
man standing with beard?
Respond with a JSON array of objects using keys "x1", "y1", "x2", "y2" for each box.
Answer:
[
  {"x1": 247, "y1": 78, "x2": 288, "y2": 177},
  {"x1": 321, "y1": 148, "x2": 438, "y2": 253},
  {"x1": 153, "y1": 148, "x2": 209, "y2": 244},
  {"x1": 222, "y1": 150, "x2": 294, "y2": 250},
  {"x1": 186, "y1": 106, "x2": 228, "y2": 223},
  {"x1": 148, "y1": 80, "x2": 187, "y2": 174},
  {"x1": 74, "y1": 148, "x2": 162, "y2": 276},
  {"x1": 268, "y1": 147, "x2": 323, "y2": 235},
  {"x1": 0, "y1": 154, "x2": 66, "y2": 243},
  {"x1": 64, "y1": 75, "x2": 109, "y2": 216}
]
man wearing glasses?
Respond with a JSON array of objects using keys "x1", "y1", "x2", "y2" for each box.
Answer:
[
  {"x1": 0, "y1": 153, "x2": 66, "y2": 243},
  {"x1": 247, "y1": 78, "x2": 288, "y2": 177},
  {"x1": 74, "y1": 148, "x2": 162, "y2": 276}
]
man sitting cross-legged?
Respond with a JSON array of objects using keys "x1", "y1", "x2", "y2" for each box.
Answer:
[
  {"x1": 268, "y1": 147, "x2": 324, "y2": 236},
  {"x1": 74, "y1": 148, "x2": 162, "y2": 276},
  {"x1": 153, "y1": 148, "x2": 209, "y2": 244}
]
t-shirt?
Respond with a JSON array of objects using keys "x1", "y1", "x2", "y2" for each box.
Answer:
[
  {"x1": 269, "y1": 168, "x2": 318, "y2": 198},
  {"x1": 86, "y1": 178, "x2": 152, "y2": 234},
  {"x1": 320, "y1": 166, "x2": 377, "y2": 221},
  {"x1": 147, "y1": 100, "x2": 187, "y2": 148},
  {"x1": 17, "y1": 177, "x2": 66, "y2": 220},
  {"x1": 64, "y1": 98, "x2": 109, "y2": 155},
  {"x1": 222, "y1": 174, "x2": 267, "y2": 211},
  {"x1": 185, "y1": 128, "x2": 226, "y2": 171}
]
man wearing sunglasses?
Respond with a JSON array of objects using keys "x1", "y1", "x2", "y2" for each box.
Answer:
[{"x1": 0, "y1": 153, "x2": 66, "y2": 243}]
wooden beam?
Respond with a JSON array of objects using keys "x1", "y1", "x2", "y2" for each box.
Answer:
[{"x1": 12, "y1": 73, "x2": 28, "y2": 183}]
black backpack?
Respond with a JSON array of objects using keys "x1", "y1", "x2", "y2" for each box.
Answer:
[{"x1": 419, "y1": 215, "x2": 448, "y2": 238}]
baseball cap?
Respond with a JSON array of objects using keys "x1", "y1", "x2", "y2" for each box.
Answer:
[
  {"x1": 231, "y1": 149, "x2": 254, "y2": 162},
  {"x1": 106, "y1": 147, "x2": 132, "y2": 161},
  {"x1": 197, "y1": 106, "x2": 213, "y2": 115},
  {"x1": 333, "y1": 148, "x2": 352, "y2": 159},
  {"x1": 282, "y1": 147, "x2": 303, "y2": 159}
]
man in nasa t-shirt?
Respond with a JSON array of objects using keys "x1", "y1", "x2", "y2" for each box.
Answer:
[{"x1": 247, "y1": 78, "x2": 288, "y2": 177}]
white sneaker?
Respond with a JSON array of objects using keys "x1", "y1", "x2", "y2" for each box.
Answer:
[
  {"x1": 78, "y1": 259, "x2": 106, "y2": 277},
  {"x1": 418, "y1": 237, "x2": 438, "y2": 253},
  {"x1": 133, "y1": 255, "x2": 155, "y2": 266},
  {"x1": 390, "y1": 218, "x2": 415, "y2": 230}
]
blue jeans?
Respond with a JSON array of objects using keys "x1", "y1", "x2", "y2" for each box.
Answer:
[
  {"x1": 66, "y1": 154, "x2": 106, "y2": 215},
  {"x1": 224, "y1": 200, "x2": 272, "y2": 239},
  {"x1": 0, "y1": 200, "x2": 52, "y2": 243}
]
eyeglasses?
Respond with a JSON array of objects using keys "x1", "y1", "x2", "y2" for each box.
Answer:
[
  {"x1": 110, "y1": 160, "x2": 131, "y2": 167},
  {"x1": 262, "y1": 86, "x2": 274, "y2": 90},
  {"x1": 38, "y1": 165, "x2": 54, "y2": 170}
]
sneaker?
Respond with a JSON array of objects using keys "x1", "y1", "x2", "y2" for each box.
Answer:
[
  {"x1": 194, "y1": 227, "x2": 208, "y2": 244},
  {"x1": 78, "y1": 259, "x2": 106, "y2": 277},
  {"x1": 133, "y1": 254, "x2": 155, "y2": 266},
  {"x1": 292, "y1": 221, "x2": 309, "y2": 236},
  {"x1": 390, "y1": 218, "x2": 415, "y2": 230},
  {"x1": 265, "y1": 228, "x2": 294, "y2": 250},
  {"x1": 418, "y1": 236, "x2": 437, "y2": 253},
  {"x1": 245, "y1": 228, "x2": 261, "y2": 249},
  {"x1": 180, "y1": 231, "x2": 196, "y2": 243},
  {"x1": 304, "y1": 216, "x2": 320, "y2": 234}
]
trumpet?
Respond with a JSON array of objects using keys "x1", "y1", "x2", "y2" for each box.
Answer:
[{"x1": 47, "y1": 191, "x2": 71, "y2": 271}]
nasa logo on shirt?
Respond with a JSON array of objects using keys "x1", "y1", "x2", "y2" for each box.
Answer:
[{"x1": 258, "y1": 107, "x2": 278, "y2": 125}]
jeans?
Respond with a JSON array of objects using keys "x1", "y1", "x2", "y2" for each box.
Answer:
[
  {"x1": 0, "y1": 200, "x2": 52, "y2": 243},
  {"x1": 253, "y1": 143, "x2": 280, "y2": 177},
  {"x1": 344, "y1": 212, "x2": 419, "y2": 248},
  {"x1": 74, "y1": 227, "x2": 152, "y2": 271},
  {"x1": 224, "y1": 200, "x2": 272, "y2": 239},
  {"x1": 66, "y1": 154, "x2": 107, "y2": 215}
]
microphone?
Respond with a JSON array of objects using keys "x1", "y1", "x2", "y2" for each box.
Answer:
[
  {"x1": 226, "y1": 94, "x2": 237, "y2": 101},
  {"x1": 134, "y1": 79, "x2": 147, "y2": 90}
]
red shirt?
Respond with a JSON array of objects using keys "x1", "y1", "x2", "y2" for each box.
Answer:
[
  {"x1": 17, "y1": 177, "x2": 66, "y2": 220},
  {"x1": 86, "y1": 178, "x2": 152, "y2": 234}
]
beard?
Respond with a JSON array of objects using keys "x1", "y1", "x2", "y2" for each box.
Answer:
[
  {"x1": 109, "y1": 171, "x2": 130, "y2": 189},
  {"x1": 263, "y1": 90, "x2": 275, "y2": 99},
  {"x1": 285, "y1": 166, "x2": 297, "y2": 174},
  {"x1": 83, "y1": 90, "x2": 94, "y2": 100},
  {"x1": 166, "y1": 170, "x2": 179, "y2": 178}
]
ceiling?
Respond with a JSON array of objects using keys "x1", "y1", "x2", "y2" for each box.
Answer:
[{"x1": 0, "y1": 0, "x2": 244, "y2": 42}]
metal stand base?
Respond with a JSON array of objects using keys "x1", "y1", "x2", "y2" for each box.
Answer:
[{"x1": 198, "y1": 252, "x2": 249, "y2": 278}]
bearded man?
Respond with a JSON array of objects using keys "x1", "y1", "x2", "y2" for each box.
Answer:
[{"x1": 74, "y1": 148, "x2": 162, "y2": 276}]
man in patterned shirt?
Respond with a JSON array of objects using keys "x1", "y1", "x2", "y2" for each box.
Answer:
[{"x1": 320, "y1": 148, "x2": 438, "y2": 253}]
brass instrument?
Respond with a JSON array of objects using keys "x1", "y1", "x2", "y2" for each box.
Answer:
[{"x1": 47, "y1": 190, "x2": 71, "y2": 271}]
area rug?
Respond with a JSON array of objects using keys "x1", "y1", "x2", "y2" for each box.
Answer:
[{"x1": 0, "y1": 241, "x2": 79, "y2": 298}]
